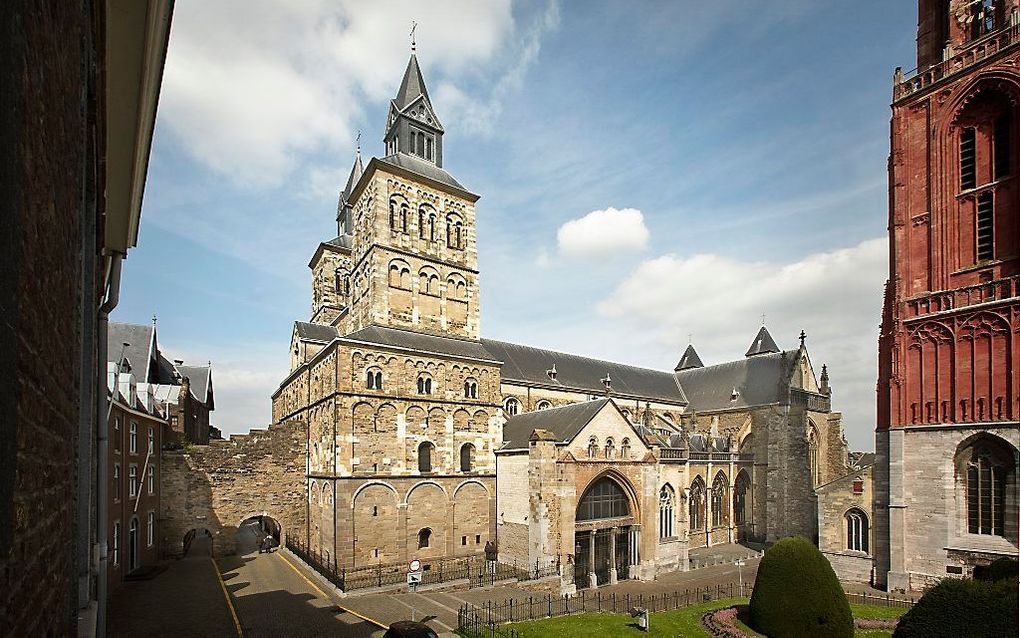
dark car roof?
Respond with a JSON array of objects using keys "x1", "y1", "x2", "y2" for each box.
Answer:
[{"x1": 384, "y1": 620, "x2": 438, "y2": 638}]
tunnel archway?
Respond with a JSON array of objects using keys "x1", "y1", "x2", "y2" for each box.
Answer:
[
  {"x1": 238, "y1": 514, "x2": 283, "y2": 555},
  {"x1": 182, "y1": 527, "x2": 215, "y2": 558}
]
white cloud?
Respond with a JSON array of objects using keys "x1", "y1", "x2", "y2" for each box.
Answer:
[
  {"x1": 596, "y1": 237, "x2": 888, "y2": 450},
  {"x1": 556, "y1": 207, "x2": 649, "y2": 259},
  {"x1": 159, "y1": 0, "x2": 556, "y2": 186}
]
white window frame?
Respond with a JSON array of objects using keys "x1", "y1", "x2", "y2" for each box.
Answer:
[
  {"x1": 148, "y1": 466, "x2": 154, "y2": 494},
  {"x1": 147, "y1": 512, "x2": 154, "y2": 547},
  {"x1": 113, "y1": 522, "x2": 120, "y2": 566},
  {"x1": 129, "y1": 465, "x2": 137, "y2": 498},
  {"x1": 129, "y1": 421, "x2": 138, "y2": 454}
]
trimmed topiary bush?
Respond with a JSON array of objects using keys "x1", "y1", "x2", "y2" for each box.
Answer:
[
  {"x1": 748, "y1": 536, "x2": 853, "y2": 638},
  {"x1": 974, "y1": 557, "x2": 1018, "y2": 583},
  {"x1": 893, "y1": 577, "x2": 1018, "y2": 638}
]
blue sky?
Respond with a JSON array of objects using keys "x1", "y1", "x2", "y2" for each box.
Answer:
[{"x1": 114, "y1": 1, "x2": 918, "y2": 450}]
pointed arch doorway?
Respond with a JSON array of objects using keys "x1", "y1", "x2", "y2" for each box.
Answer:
[{"x1": 573, "y1": 474, "x2": 640, "y2": 589}]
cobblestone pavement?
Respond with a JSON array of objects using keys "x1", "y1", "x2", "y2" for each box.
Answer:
[
  {"x1": 108, "y1": 535, "x2": 237, "y2": 637},
  {"x1": 219, "y1": 521, "x2": 384, "y2": 637}
]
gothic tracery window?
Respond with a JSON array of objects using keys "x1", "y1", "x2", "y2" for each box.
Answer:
[
  {"x1": 846, "y1": 508, "x2": 869, "y2": 553},
  {"x1": 659, "y1": 485, "x2": 675, "y2": 539},
  {"x1": 689, "y1": 478, "x2": 705, "y2": 531},
  {"x1": 576, "y1": 478, "x2": 630, "y2": 521},
  {"x1": 963, "y1": 440, "x2": 1011, "y2": 536},
  {"x1": 712, "y1": 473, "x2": 728, "y2": 528},
  {"x1": 504, "y1": 397, "x2": 520, "y2": 417}
]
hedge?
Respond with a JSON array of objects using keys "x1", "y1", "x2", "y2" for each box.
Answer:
[
  {"x1": 893, "y1": 577, "x2": 1017, "y2": 638},
  {"x1": 748, "y1": 536, "x2": 853, "y2": 638}
]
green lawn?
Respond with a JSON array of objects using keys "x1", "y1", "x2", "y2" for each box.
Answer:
[{"x1": 459, "y1": 599, "x2": 910, "y2": 638}]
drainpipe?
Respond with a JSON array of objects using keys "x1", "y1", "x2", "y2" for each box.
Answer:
[{"x1": 97, "y1": 253, "x2": 123, "y2": 638}]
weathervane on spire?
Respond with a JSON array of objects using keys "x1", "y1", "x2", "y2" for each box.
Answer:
[
  {"x1": 355, "y1": 130, "x2": 361, "y2": 156},
  {"x1": 760, "y1": 311, "x2": 767, "y2": 326},
  {"x1": 410, "y1": 21, "x2": 417, "y2": 53}
]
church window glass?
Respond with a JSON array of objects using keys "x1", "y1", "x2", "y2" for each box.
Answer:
[
  {"x1": 417, "y1": 375, "x2": 432, "y2": 395},
  {"x1": 576, "y1": 478, "x2": 630, "y2": 521},
  {"x1": 734, "y1": 471, "x2": 750, "y2": 526},
  {"x1": 846, "y1": 508, "x2": 868, "y2": 553},
  {"x1": 965, "y1": 444, "x2": 1008, "y2": 536},
  {"x1": 659, "y1": 485, "x2": 675, "y2": 539},
  {"x1": 689, "y1": 478, "x2": 705, "y2": 531},
  {"x1": 712, "y1": 473, "x2": 727, "y2": 527},
  {"x1": 417, "y1": 442, "x2": 434, "y2": 473},
  {"x1": 504, "y1": 397, "x2": 520, "y2": 416},
  {"x1": 417, "y1": 528, "x2": 431, "y2": 548}
]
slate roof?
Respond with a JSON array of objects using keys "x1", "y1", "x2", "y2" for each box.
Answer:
[
  {"x1": 379, "y1": 153, "x2": 469, "y2": 193},
  {"x1": 175, "y1": 364, "x2": 212, "y2": 403},
  {"x1": 501, "y1": 399, "x2": 612, "y2": 451},
  {"x1": 342, "y1": 152, "x2": 364, "y2": 201},
  {"x1": 342, "y1": 325, "x2": 499, "y2": 362},
  {"x1": 849, "y1": 451, "x2": 876, "y2": 469},
  {"x1": 394, "y1": 54, "x2": 430, "y2": 110},
  {"x1": 107, "y1": 322, "x2": 156, "y2": 382},
  {"x1": 676, "y1": 350, "x2": 797, "y2": 412},
  {"x1": 674, "y1": 344, "x2": 704, "y2": 371},
  {"x1": 480, "y1": 339, "x2": 688, "y2": 405},
  {"x1": 295, "y1": 321, "x2": 340, "y2": 343},
  {"x1": 745, "y1": 326, "x2": 780, "y2": 357}
]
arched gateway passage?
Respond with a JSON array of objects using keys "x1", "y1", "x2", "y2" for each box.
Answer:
[{"x1": 573, "y1": 475, "x2": 640, "y2": 589}]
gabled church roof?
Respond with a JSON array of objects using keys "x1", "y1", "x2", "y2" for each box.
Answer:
[
  {"x1": 677, "y1": 349, "x2": 798, "y2": 411},
  {"x1": 500, "y1": 399, "x2": 613, "y2": 451},
  {"x1": 674, "y1": 344, "x2": 704, "y2": 371},
  {"x1": 294, "y1": 321, "x2": 339, "y2": 343},
  {"x1": 394, "y1": 54, "x2": 430, "y2": 110},
  {"x1": 745, "y1": 325, "x2": 780, "y2": 357}
]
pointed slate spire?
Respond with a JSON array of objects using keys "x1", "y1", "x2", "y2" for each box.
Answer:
[
  {"x1": 336, "y1": 148, "x2": 364, "y2": 235},
  {"x1": 674, "y1": 344, "x2": 704, "y2": 371},
  {"x1": 745, "y1": 325, "x2": 780, "y2": 357},
  {"x1": 394, "y1": 54, "x2": 430, "y2": 110}
]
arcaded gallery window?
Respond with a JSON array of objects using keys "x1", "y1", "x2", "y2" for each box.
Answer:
[{"x1": 846, "y1": 508, "x2": 869, "y2": 553}]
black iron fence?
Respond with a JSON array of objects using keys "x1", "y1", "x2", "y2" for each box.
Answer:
[
  {"x1": 457, "y1": 583, "x2": 917, "y2": 635},
  {"x1": 285, "y1": 536, "x2": 558, "y2": 592}
]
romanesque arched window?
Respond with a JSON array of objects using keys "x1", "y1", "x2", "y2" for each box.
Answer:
[
  {"x1": 400, "y1": 204, "x2": 408, "y2": 232},
  {"x1": 419, "y1": 206, "x2": 429, "y2": 239},
  {"x1": 417, "y1": 374, "x2": 432, "y2": 395},
  {"x1": 808, "y1": 427, "x2": 819, "y2": 486},
  {"x1": 417, "y1": 528, "x2": 431, "y2": 549},
  {"x1": 389, "y1": 198, "x2": 399, "y2": 229},
  {"x1": 536, "y1": 400, "x2": 551, "y2": 411},
  {"x1": 846, "y1": 508, "x2": 869, "y2": 553},
  {"x1": 428, "y1": 214, "x2": 437, "y2": 242},
  {"x1": 504, "y1": 397, "x2": 520, "y2": 417},
  {"x1": 366, "y1": 368, "x2": 383, "y2": 390},
  {"x1": 587, "y1": 436, "x2": 598, "y2": 459},
  {"x1": 659, "y1": 485, "x2": 675, "y2": 539},
  {"x1": 464, "y1": 379, "x2": 478, "y2": 399},
  {"x1": 460, "y1": 443, "x2": 474, "y2": 472},
  {"x1": 689, "y1": 477, "x2": 705, "y2": 531},
  {"x1": 958, "y1": 435, "x2": 1015, "y2": 537},
  {"x1": 604, "y1": 438, "x2": 615, "y2": 460},
  {"x1": 712, "y1": 473, "x2": 728, "y2": 528},
  {"x1": 620, "y1": 437, "x2": 630, "y2": 460},
  {"x1": 576, "y1": 477, "x2": 630, "y2": 521},
  {"x1": 417, "y1": 442, "x2": 434, "y2": 473}
]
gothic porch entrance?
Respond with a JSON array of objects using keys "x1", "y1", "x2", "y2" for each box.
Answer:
[{"x1": 573, "y1": 476, "x2": 640, "y2": 589}]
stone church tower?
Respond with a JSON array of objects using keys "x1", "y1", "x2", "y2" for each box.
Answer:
[{"x1": 876, "y1": 0, "x2": 1020, "y2": 591}]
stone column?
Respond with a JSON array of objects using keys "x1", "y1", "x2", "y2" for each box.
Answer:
[
  {"x1": 398, "y1": 502, "x2": 409, "y2": 563},
  {"x1": 609, "y1": 527, "x2": 617, "y2": 584},
  {"x1": 728, "y1": 476, "x2": 736, "y2": 544},
  {"x1": 588, "y1": 531, "x2": 597, "y2": 589}
]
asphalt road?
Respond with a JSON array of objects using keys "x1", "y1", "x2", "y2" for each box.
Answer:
[{"x1": 218, "y1": 520, "x2": 384, "y2": 638}]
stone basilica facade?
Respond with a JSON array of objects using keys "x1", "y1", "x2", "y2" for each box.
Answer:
[{"x1": 272, "y1": 54, "x2": 855, "y2": 590}]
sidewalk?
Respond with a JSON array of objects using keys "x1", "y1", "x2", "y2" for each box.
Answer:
[{"x1": 108, "y1": 536, "x2": 238, "y2": 637}]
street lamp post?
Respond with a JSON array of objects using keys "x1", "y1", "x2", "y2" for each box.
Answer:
[{"x1": 735, "y1": 559, "x2": 746, "y2": 595}]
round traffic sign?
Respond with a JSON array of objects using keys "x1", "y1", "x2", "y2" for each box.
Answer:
[{"x1": 408, "y1": 559, "x2": 422, "y2": 572}]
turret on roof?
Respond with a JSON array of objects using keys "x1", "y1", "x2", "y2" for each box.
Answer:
[
  {"x1": 745, "y1": 325, "x2": 780, "y2": 357},
  {"x1": 394, "y1": 54, "x2": 431, "y2": 111},
  {"x1": 674, "y1": 344, "x2": 704, "y2": 371}
]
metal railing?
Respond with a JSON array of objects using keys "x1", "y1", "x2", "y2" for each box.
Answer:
[
  {"x1": 458, "y1": 584, "x2": 916, "y2": 635},
  {"x1": 285, "y1": 536, "x2": 558, "y2": 592},
  {"x1": 895, "y1": 22, "x2": 1020, "y2": 101}
]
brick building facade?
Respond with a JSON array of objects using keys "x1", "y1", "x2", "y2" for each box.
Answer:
[
  {"x1": 0, "y1": 2, "x2": 172, "y2": 634},
  {"x1": 875, "y1": 0, "x2": 1020, "y2": 591},
  {"x1": 273, "y1": 52, "x2": 854, "y2": 587}
]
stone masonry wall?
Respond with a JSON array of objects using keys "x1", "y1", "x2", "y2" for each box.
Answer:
[{"x1": 161, "y1": 420, "x2": 307, "y2": 557}]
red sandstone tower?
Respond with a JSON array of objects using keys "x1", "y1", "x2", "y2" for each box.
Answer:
[{"x1": 875, "y1": 0, "x2": 1020, "y2": 591}]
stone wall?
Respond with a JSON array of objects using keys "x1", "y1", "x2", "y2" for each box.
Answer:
[
  {"x1": 817, "y1": 464, "x2": 874, "y2": 583},
  {"x1": 161, "y1": 421, "x2": 307, "y2": 557},
  {"x1": 0, "y1": 2, "x2": 98, "y2": 634}
]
